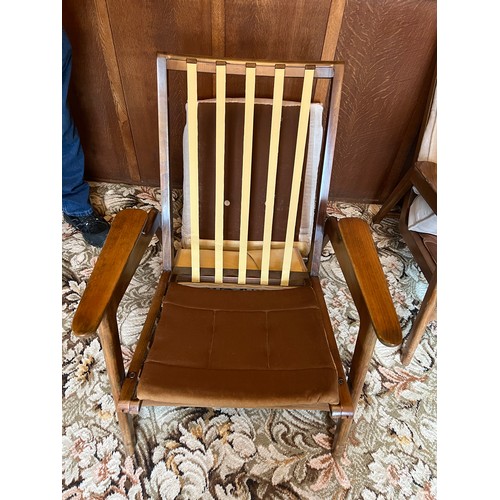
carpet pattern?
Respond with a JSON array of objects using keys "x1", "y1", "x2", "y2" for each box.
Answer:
[{"x1": 62, "y1": 182, "x2": 436, "y2": 499}]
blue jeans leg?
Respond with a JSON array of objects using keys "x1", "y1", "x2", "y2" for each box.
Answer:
[{"x1": 62, "y1": 29, "x2": 92, "y2": 217}]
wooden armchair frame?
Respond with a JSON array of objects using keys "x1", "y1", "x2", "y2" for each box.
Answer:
[
  {"x1": 72, "y1": 54, "x2": 401, "y2": 457},
  {"x1": 373, "y1": 73, "x2": 437, "y2": 365}
]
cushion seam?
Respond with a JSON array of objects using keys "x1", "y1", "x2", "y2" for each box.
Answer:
[
  {"x1": 163, "y1": 301, "x2": 320, "y2": 313},
  {"x1": 141, "y1": 360, "x2": 336, "y2": 371}
]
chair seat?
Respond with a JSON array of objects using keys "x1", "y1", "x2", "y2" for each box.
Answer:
[{"x1": 137, "y1": 282, "x2": 340, "y2": 408}]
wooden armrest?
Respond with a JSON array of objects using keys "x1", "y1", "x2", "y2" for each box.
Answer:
[
  {"x1": 325, "y1": 216, "x2": 402, "y2": 347},
  {"x1": 72, "y1": 208, "x2": 160, "y2": 337},
  {"x1": 412, "y1": 161, "x2": 437, "y2": 214}
]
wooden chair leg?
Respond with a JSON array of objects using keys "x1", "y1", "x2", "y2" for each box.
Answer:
[
  {"x1": 401, "y1": 272, "x2": 437, "y2": 365},
  {"x1": 116, "y1": 413, "x2": 136, "y2": 456},
  {"x1": 332, "y1": 321, "x2": 377, "y2": 458},
  {"x1": 372, "y1": 169, "x2": 413, "y2": 224},
  {"x1": 99, "y1": 308, "x2": 136, "y2": 455}
]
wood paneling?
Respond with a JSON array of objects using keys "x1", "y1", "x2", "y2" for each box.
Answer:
[
  {"x1": 332, "y1": 0, "x2": 436, "y2": 202},
  {"x1": 63, "y1": 0, "x2": 130, "y2": 183},
  {"x1": 62, "y1": 0, "x2": 436, "y2": 203},
  {"x1": 224, "y1": 0, "x2": 330, "y2": 61},
  {"x1": 105, "y1": 0, "x2": 214, "y2": 185}
]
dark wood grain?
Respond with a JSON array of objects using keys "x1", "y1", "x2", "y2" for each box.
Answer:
[
  {"x1": 106, "y1": 0, "x2": 214, "y2": 186},
  {"x1": 62, "y1": 0, "x2": 130, "y2": 183},
  {"x1": 332, "y1": 321, "x2": 377, "y2": 457},
  {"x1": 325, "y1": 216, "x2": 402, "y2": 347},
  {"x1": 311, "y1": 276, "x2": 353, "y2": 418},
  {"x1": 401, "y1": 272, "x2": 436, "y2": 365},
  {"x1": 63, "y1": 0, "x2": 436, "y2": 202},
  {"x1": 99, "y1": 309, "x2": 136, "y2": 455},
  {"x1": 372, "y1": 160, "x2": 437, "y2": 224},
  {"x1": 118, "y1": 271, "x2": 171, "y2": 414},
  {"x1": 332, "y1": 0, "x2": 436, "y2": 202},
  {"x1": 310, "y1": 64, "x2": 344, "y2": 276},
  {"x1": 72, "y1": 208, "x2": 160, "y2": 337},
  {"x1": 93, "y1": 0, "x2": 141, "y2": 183},
  {"x1": 314, "y1": 0, "x2": 346, "y2": 105},
  {"x1": 225, "y1": 0, "x2": 331, "y2": 102}
]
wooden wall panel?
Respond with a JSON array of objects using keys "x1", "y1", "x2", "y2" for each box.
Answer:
[
  {"x1": 105, "y1": 0, "x2": 214, "y2": 186},
  {"x1": 63, "y1": 0, "x2": 130, "y2": 183},
  {"x1": 332, "y1": 0, "x2": 436, "y2": 202},
  {"x1": 62, "y1": 0, "x2": 436, "y2": 203},
  {"x1": 224, "y1": 0, "x2": 332, "y2": 104},
  {"x1": 224, "y1": 0, "x2": 331, "y2": 61}
]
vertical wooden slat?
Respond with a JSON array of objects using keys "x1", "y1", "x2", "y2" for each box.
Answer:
[
  {"x1": 238, "y1": 64, "x2": 256, "y2": 285},
  {"x1": 93, "y1": 0, "x2": 141, "y2": 183},
  {"x1": 187, "y1": 60, "x2": 201, "y2": 282},
  {"x1": 310, "y1": 64, "x2": 344, "y2": 276},
  {"x1": 214, "y1": 62, "x2": 226, "y2": 283},
  {"x1": 281, "y1": 67, "x2": 315, "y2": 286},
  {"x1": 260, "y1": 65, "x2": 285, "y2": 286},
  {"x1": 157, "y1": 56, "x2": 173, "y2": 271}
]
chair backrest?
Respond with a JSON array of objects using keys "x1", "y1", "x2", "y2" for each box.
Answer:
[{"x1": 157, "y1": 55, "x2": 344, "y2": 286}]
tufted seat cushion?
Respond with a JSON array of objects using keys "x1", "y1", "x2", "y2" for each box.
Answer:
[{"x1": 137, "y1": 282, "x2": 340, "y2": 408}]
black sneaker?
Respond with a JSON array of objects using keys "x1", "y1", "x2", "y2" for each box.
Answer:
[{"x1": 63, "y1": 211, "x2": 110, "y2": 248}]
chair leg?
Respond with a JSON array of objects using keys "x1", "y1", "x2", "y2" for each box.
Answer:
[
  {"x1": 117, "y1": 412, "x2": 136, "y2": 456},
  {"x1": 332, "y1": 321, "x2": 377, "y2": 458},
  {"x1": 99, "y1": 308, "x2": 136, "y2": 455},
  {"x1": 372, "y1": 168, "x2": 413, "y2": 224},
  {"x1": 401, "y1": 273, "x2": 437, "y2": 365}
]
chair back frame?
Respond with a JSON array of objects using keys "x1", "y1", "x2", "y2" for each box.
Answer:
[{"x1": 157, "y1": 54, "x2": 344, "y2": 285}]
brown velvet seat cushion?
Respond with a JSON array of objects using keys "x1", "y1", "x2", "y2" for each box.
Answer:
[{"x1": 137, "y1": 282, "x2": 340, "y2": 408}]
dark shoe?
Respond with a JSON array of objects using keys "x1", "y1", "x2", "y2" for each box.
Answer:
[{"x1": 63, "y1": 211, "x2": 110, "y2": 248}]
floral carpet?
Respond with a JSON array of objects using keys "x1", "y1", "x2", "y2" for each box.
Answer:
[{"x1": 62, "y1": 182, "x2": 437, "y2": 499}]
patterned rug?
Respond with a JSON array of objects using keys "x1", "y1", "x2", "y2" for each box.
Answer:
[{"x1": 62, "y1": 182, "x2": 437, "y2": 499}]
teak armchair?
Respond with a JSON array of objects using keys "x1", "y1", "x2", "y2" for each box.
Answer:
[
  {"x1": 373, "y1": 75, "x2": 437, "y2": 365},
  {"x1": 72, "y1": 55, "x2": 402, "y2": 457}
]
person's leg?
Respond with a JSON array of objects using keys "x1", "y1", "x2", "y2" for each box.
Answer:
[
  {"x1": 62, "y1": 29, "x2": 92, "y2": 217},
  {"x1": 62, "y1": 30, "x2": 109, "y2": 247}
]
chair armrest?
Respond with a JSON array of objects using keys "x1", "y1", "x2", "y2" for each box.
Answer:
[
  {"x1": 72, "y1": 208, "x2": 160, "y2": 337},
  {"x1": 412, "y1": 161, "x2": 437, "y2": 214},
  {"x1": 325, "y1": 216, "x2": 402, "y2": 347}
]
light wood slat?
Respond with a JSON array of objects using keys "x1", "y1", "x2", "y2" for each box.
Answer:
[
  {"x1": 214, "y1": 62, "x2": 226, "y2": 283},
  {"x1": 238, "y1": 64, "x2": 256, "y2": 284},
  {"x1": 281, "y1": 67, "x2": 315, "y2": 286},
  {"x1": 260, "y1": 65, "x2": 285, "y2": 285},
  {"x1": 187, "y1": 61, "x2": 200, "y2": 282}
]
